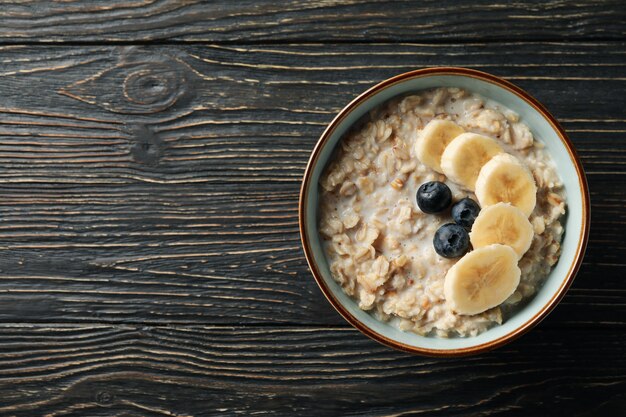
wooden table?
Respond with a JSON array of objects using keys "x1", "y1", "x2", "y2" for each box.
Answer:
[{"x1": 0, "y1": 2, "x2": 625, "y2": 416}]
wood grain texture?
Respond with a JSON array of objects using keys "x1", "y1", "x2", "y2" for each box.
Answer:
[
  {"x1": 0, "y1": 42, "x2": 625, "y2": 325},
  {"x1": 0, "y1": 0, "x2": 625, "y2": 43},
  {"x1": 1, "y1": 2, "x2": 626, "y2": 415},
  {"x1": 0, "y1": 324, "x2": 623, "y2": 416}
]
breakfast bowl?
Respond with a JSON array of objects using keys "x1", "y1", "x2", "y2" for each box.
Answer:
[{"x1": 299, "y1": 67, "x2": 590, "y2": 356}]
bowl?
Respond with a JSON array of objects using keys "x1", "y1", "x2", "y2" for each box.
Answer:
[{"x1": 299, "y1": 67, "x2": 590, "y2": 356}]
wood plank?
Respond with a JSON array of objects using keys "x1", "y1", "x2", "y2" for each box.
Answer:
[
  {"x1": 0, "y1": 42, "x2": 624, "y2": 325},
  {"x1": 0, "y1": 324, "x2": 623, "y2": 416},
  {"x1": 0, "y1": 1, "x2": 625, "y2": 43}
]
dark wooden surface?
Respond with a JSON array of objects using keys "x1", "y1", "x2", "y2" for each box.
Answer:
[
  {"x1": 0, "y1": 2, "x2": 625, "y2": 416},
  {"x1": 1, "y1": 0, "x2": 625, "y2": 43}
]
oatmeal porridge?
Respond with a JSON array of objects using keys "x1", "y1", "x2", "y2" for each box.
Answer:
[{"x1": 318, "y1": 87, "x2": 566, "y2": 337}]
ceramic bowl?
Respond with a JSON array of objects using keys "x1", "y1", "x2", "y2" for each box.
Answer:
[{"x1": 299, "y1": 67, "x2": 590, "y2": 356}]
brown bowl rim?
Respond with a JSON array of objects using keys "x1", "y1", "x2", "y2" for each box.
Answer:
[{"x1": 298, "y1": 67, "x2": 590, "y2": 357}]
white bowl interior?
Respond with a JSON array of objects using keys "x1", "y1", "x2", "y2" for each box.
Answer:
[{"x1": 304, "y1": 74, "x2": 585, "y2": 351}]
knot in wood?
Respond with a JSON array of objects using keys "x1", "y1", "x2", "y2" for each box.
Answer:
[
  {"x1": 123, "y1": 64, "x2": 184, "y2": 109},
  {"x1": 129, "y1": 124, "x2": 164, "y2": 165},
  {"x1": 61, "y1": 54, "x2": 191, "y2": 115},
  {"x1": 96, "y1": 390, "x2": 114, "y2": 405}
]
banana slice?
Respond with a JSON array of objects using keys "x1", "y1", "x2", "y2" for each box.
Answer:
[
  {"x1": 469, "y1": 202, "x2": 534, "y2": 259},
  {"x1": 415, "y1": 119, "x2": 465, "y2": 173},
  {"x1": 474, "y1": 153, "x2": 537, "y2": 216},
  {"x1": 441, "y1": 133, "x2": 503, "y2": 191},
  {"x1": 444, "y1": 244, "x2": 520, "y2": 315}
]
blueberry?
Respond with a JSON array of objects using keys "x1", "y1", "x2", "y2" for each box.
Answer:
[
  {"x1": 416, "y1": 181, "x2": 452, "y2": 214},
  {"x1": 451, "y1": 198, "x2": 481, "y2": 229},
  {"x1": 433, "y1": 223, "x2": 470, "y2": 258}
]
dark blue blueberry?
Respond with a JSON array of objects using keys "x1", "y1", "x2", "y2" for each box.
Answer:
[
  {"x1": 433, "y1": 223, "x2": 470, "y2": 258},
  {"x1": 416, "y1": 181, "x2": 452, "y2": 214},
  {"x1": 451, "y1": 198, "x2": 481, "y2": 229}
]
